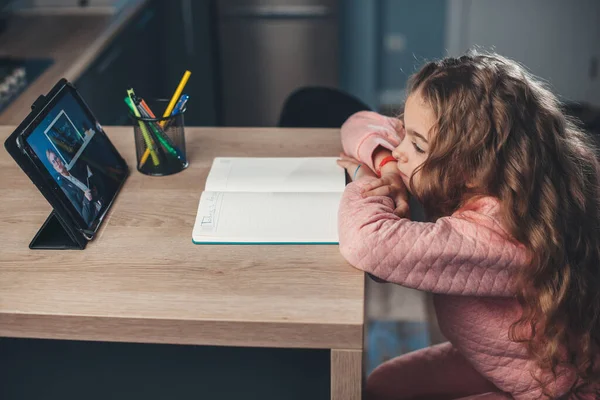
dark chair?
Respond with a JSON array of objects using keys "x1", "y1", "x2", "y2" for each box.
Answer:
[{"x1": 278, "y1": 86, "x2": 371, "y2": 128}]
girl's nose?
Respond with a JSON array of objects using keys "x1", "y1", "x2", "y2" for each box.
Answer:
[{"x1": 392, "y1": 147, "x2": 408, "y2": 163}]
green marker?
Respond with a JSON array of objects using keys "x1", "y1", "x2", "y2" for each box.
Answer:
[{"x1": 125, "y1": 92, "x2": 160, "y2": 167}]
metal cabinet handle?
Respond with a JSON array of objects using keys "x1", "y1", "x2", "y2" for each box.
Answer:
[
  {"x1": 221, "y1": 5, "x2": 332, "y2": 19},
  {"x1": 182, "y1": 0, "x2": 195, "y2": 56}
]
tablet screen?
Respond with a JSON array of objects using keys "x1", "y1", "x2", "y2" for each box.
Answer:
[{"x1": 25, "y1": 89, "x2": 128, "y2": 228}]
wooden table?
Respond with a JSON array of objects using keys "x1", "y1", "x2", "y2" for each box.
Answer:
[{"x1": 0, "y1": 126, "x2": 365, "y2": 400}]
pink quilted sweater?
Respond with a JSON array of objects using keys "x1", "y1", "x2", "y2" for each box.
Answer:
[{"x1": 338, "y1": 112, "x2": 589, "y2": 399}]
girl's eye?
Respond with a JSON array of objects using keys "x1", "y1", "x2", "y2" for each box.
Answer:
[{"x1": 412, "y1": 142, "x2": 425, "y2": 154}]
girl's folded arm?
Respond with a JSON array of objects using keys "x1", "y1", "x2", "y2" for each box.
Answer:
[{"x1": 338, "y1": 180, "x2": 525, "y2": 297}]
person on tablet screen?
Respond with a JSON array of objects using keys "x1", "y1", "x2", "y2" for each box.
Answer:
[{"x1": 45, "y1": 149, "x2": 104, "y2": 225}]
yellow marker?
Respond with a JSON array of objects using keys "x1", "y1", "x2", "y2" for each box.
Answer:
[
  {"x1": 126, "y1": 90, "x2": 160, "y2": 167},
  {"x1": 159, "y1": 70, "x2": 191, "y2": 128}
]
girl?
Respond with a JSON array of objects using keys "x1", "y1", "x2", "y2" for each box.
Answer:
[{"x1": 337, "y1": 52, "x2": 600, "y2": 399}]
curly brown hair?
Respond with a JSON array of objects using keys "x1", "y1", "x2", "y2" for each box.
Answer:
[{"x1": 405, "y1": 51, "x2": 600, "y2": 398}]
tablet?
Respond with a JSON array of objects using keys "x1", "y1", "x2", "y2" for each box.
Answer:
[{"x1": 5, "y1": 78, "x2": 129, "y2": 242}]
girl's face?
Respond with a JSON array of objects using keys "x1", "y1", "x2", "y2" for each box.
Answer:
[{"x1": 392, "y1": 92, "x2": 436, "y2": 193}]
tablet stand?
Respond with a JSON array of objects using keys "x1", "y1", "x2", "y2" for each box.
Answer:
[{"x1": 29, "y1": 211, "x2": 87, "y2": 250}]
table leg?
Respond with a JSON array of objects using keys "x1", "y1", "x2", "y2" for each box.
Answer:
[{"x1": 331, "y1": 349, "x2": 362, "y2": 400}]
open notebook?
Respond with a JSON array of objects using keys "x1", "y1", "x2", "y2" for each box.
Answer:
[{"x1": 192, "y1": 157, "x2": 346, "y2": 244}]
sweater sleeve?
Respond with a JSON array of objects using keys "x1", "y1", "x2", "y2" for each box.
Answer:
[
  {"x1": 338, "y1": 179, "x2": 527, "y2": 297},
  {"x1": 340, "y1": 111, "x2": 403, "y2": 171}
]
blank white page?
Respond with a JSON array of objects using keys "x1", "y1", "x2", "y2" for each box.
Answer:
[
  {"x1": 204, "y1": 157, "x2": 345, "y2": 193},
  {"x1": 192, "y1": 191, "x2": 341, "y2": 244}
]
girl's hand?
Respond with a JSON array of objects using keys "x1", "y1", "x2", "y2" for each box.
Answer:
[
  {"x1": 337, "y1": 153, "x2": 377, "y2": 181},
  {"x1": 361, "y1": 172, "x2": 409, "y2": 217}
]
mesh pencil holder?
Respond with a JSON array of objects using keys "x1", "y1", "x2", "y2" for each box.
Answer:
[{"x1": 130, "y1": 99, "x2": 189, "y2": 176}]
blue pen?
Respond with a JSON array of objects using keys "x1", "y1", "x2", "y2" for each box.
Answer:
[
  {"x1": 171, "y1": 94, "x2": 189, "y2": 116},
  {"x1": 163, "y1": 94, "x2": 189, "y2": 131}
]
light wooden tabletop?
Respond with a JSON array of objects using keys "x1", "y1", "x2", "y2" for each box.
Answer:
[{"x1": 0, "y1": 126, "x2": 365, "y2": 350}]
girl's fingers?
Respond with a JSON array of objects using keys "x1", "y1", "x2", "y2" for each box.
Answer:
[
  {"x1": 394, "y1": 192, "x2": 409, "y2": 205},
  {"x1": 336, "y1": 159, "x2": 351, "y2": 166},
  {"x1": 362, "y1": 185, "x2": 393, "y2": 198},
  {"x1": 361, "y1": 179, "x2": 383, "y2": 192},
  {"x1": 337, "y1": 159, "x2": 361, "y2": 179},
  {"x1": 394, "y1": 201, "x2": 410, "y2": 217},
  {"x1": 338, "y1": 163, "x2": 358, "y2": 174}
]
